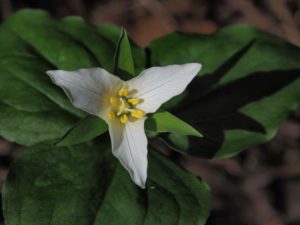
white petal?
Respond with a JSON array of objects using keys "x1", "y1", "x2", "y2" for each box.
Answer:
[
  {"x1": 109, "y1": 119, "x2": 148, "y2": 188},
  {"x1": 47, "y1": 68, "x2": 122, "y2": 119},
  {"x1": 127, "y1": 63, "x2": 201, "y2": 113}
]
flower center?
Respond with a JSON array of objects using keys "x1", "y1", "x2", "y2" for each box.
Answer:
[{"x1": 108, "y1": 87, "x2": 144, "y2": 123}]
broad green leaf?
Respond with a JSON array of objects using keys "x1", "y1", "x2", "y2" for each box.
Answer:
[
  {"x1": 3, "y1": 142, "x2": 211, "y2": 225},
  {"x1": 3, "y1": 10, "x2": 97, "y2": 70},
  {"x1": 97, "y1": 24, "x2": 146, "y2": 74},
  {"x1": 149, "y1": 26, "x2": 300, "y2": 158},
  {"x1": 59, "y1": 16, "x2": 117, "y2": 73},
  {"x1": 0, "y1": 28, "x2": 80, "y2": 145},
  {"x1": 145, "y1": 111, "x2": 203, "y2": 137},
  {"x1": 0, "y1": 10, "x2": 144, "y2": 145},
  {"x1": 114, "y1": 28, "x2": 136, "y2": 77},
  {"x1": 57, "y1": 111, "x2": 202, "y2": 146},
  {"x1": 55, "y1": 115, "x2": 108, "y2": 147},
  {"x1": 0, "y1": 102, "x2": 77, "y2": 145}
]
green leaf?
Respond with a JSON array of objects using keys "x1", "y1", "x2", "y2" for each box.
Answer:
[
  {"x1": 97, "y1": 24, "x2": 146, "y2": 74},
  {"x1": 114, "y1": 28, "x2": 136, "y2": 78},
  {"x1": 0, "y1": 10, "x2": 144, "y2": 145},
  {"x1": 55, "y1": 115, "x2": 108, "y2": 147},
  {"x1": 0, "y1": 36, "x2": 80, "y2": 145},
  {"x1": 149, "y1": 25, "x2": 300, "y2": 158},
  {"x1": 3, "y1": 10, "x2": 97, "y2": 70},
  {"x1": 145, "y1": 111, "x2": 203, "y2": 137},
  {"x1": 3, "y1": 142, "x2": 211, "y2": 225},
  {"x1": 56, "y1": 111, "x2": 202, "y2": 146},
  {"x1": 59, "y1": 16, "x2": 117, "y2": 73}
]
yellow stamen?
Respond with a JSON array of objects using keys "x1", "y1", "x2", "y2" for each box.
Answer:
[
  {"x1": 110, "y1": 96, "x2": 118, "y2": 106},
  {"x1": 120, "y1": 114, "x2": 128, "y2": 123},
  {"x1": 108, "y1": 111, "x2": 116, "y2": 120},
  {"x1": 117, "y1": 98, "x2": 126, "y2": 116},
  {"x1": 128, "y1": 98, "x2": 139, "y2": 105},
  {"x1": 118, "y1": 88, "x2": 128, "y2": 97},
  {"x1": 131, "y1": 109, "x2": 144, "y2": 118}
]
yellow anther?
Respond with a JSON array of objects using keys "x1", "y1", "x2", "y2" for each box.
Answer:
[
  {"x1": 130, "y1": 109, "x2": 145, "y2": 119},
  {"x1": 108, "y1": 111, "x2": 116, "y2": 120},
  {"x1": 118, "y1": 88, "x2": 128, "y2": 97},
  {"x1": 120, "y1": 114, "x2": 128, "y2": 123},
  {"x1": 128, "y1": 98, "x2": 139, "y2": 105},
  {"x1": 110, "y1": 97, "x2": 118, "y2": 106}
]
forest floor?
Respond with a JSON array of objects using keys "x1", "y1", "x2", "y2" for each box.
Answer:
[{"x1": 0, "y1": 0, "x2": 300, "y2": 225}]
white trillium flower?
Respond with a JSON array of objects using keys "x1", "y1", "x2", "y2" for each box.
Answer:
[{"x1": 47, "y1": 63, "x2": 202, "y2": 188}]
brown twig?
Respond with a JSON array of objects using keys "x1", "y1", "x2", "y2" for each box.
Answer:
[
  {"x1": 265, "y1": 0, "x2": 300, "y2": 46},
  {"x1": 137, "y1": 0, "x2": 178, "y2": 32},
  {"x1": 66, "y1": 0, "x2": 87, "y2": 18},
  {"x1": 225, "y1": 0, "x2": 280, "y2": 33},
  {"x1": 0, "y1": 0, "x2": 13, "y2": 20}
]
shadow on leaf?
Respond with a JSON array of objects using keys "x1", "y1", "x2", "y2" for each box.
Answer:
[{"x1": 169, "y1": 68, "x2": 300, "y2": 158}]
